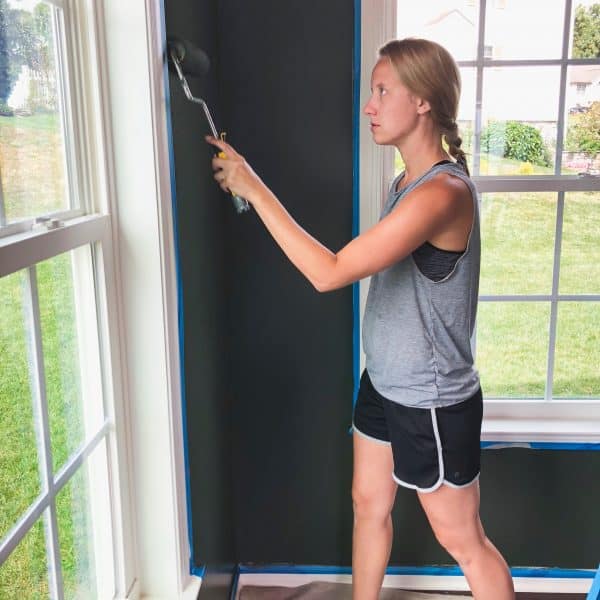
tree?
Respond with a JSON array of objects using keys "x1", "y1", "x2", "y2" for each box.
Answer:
[
  {"x1": 0, "y1": 2, "x2": 55, "y2": 113},
  {"x1": 0, "y1": 0, "x2": 17, "y2": 111},
  {"x1": 573, "y1": 3, "x2": 600, "y2": 59}
]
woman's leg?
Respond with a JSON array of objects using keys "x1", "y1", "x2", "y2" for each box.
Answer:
[
  {"x1": 417, "y1": 481, "x2": 514, "y2": 600},
  {"x1": 351, "y1": 430, "x2": 397, "y2": 600}
]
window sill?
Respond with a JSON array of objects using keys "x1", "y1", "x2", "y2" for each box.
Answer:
[{"x1": 483, "y1": 400, "x2": 600, "y2": 442}]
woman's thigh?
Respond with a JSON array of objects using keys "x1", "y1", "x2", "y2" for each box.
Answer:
[
  {"x1": 417, "y1": 481, "x2": 485, "y2": 550},
  {"x1": 352, "y1": 432, "x2": 397, "y2": 515}
]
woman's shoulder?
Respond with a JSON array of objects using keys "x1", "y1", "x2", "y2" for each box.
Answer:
[{"x1": 411, "y1": 169, "x2": 473, "y2": 205}]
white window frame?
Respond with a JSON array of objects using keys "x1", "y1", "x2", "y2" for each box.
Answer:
[
  {"x1": 359, "y1": 0, "x2": 600, "y2": 443},
  {"x1": 92, "y1": 0, "x2": 200, "y2": 596},
  {"x1": 1, "y1": 0, "x2": 199, "y2": 597}
]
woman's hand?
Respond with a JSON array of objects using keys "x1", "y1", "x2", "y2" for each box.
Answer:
[{"x1": 205, "y1": 136, "x2": 266, "y2": 205}]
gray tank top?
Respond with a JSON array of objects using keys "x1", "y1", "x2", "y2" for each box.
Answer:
[{"x1": 362, "y1": 161, "x2": 481, "y2": 408}]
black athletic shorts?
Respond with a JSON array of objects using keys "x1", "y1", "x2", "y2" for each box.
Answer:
[{"x1": 352, "y1": 369, "x2": 483, "y2": 493}]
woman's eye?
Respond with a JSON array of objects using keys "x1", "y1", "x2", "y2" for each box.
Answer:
[{"x1": 379, "y1": 87, "x2": 387, "y2": 96}]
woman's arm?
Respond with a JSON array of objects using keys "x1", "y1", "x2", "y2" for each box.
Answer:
[{"x1": 207, "y1": 136, "x2": 471, "y2": 292}]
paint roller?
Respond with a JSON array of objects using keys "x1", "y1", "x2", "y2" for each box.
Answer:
[{"x1": 167, "y1": 36, "x2": 250, "y2": 214}]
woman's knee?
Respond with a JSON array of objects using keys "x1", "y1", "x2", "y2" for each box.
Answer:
[
  {"x1": 433, "y1": 524, "x2": 486, "y2": 565},
  {"x1": 351, "y1": 481, "x2": 395, "y2": 522}
]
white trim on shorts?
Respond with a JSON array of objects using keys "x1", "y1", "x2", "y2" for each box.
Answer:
[
  {"x1": 351, "y1": 422, "x2": 391, "y2": 446},
  {"x1": 392, "y1": 408, "x2": 446, "y2": 494},
  {"x1": 443, "y1": 472, "x2": 480, "y2": 489}
]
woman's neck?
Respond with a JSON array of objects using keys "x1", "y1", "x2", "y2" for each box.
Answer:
[{"x1": 396, "y1": 127, "x2": 450, "y2": 188}]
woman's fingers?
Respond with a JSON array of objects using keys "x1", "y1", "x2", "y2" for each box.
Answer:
[
  {"x1": 205, "y1": 136, "x2": 261, "y2": 202},
  {"x1": 213, "y1": 168, "x2": 229, "y2": 191},
  {"x1": 205, "y1": 135, "x2": 239, "y2": 158}
]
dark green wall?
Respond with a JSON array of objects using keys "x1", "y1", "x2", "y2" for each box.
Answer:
[
  {"x1": 165, "y1": 0, "x2": 235, "y2": 567},
  {"x1": 391, "y1": 450, "x2": 600, "y2": 568},
  {"x1": 165, "y1": 0, "x2": 600, "y2": 586}
]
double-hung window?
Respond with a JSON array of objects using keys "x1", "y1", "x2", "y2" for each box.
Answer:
[
  {"x1": 0, "y1": 1, "x2": 132, "y2": 596},
  {"x1": 360, "y1": 0, "x2": 600, "y2": 442}
]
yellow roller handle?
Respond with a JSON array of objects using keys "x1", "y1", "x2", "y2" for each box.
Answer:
[{"x1": 218, "y1": 132, "x2": 227, "y2": 159}]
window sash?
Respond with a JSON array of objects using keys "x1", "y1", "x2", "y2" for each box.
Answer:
[
  {"x1": 0, "y1": 3, "x2": 82, "y2": 229},
  {"x1": 0, "y1": 230, "x2": 116, "y2": 598},
  {"x1": 0, "y1": 215, "x2": 108, "y2": 279}
]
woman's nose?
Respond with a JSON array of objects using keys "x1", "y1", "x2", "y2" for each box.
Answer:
[{"x1": 364, "y1": 99, "x2": 375, "y2": 115}]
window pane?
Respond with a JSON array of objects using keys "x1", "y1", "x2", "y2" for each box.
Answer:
[
  {"x1": 570, "y1": 1, "x2": 600, "y2": 59},
  {"x1": 480, "y1": 192, "x2": 556, "y2": 295},
  {"x1": 477, "y1": 302, "x2": 549, "y2": 397},
  {"x1": 57, "y1": 443, "x2": 111, "y2": 599},
  {"x1": 37, "y1": 248, "x2": 104, "y2": 474},
  {"x1": 0, "y1": 519, "x2": 49, "y2": 598},
  {"x1": 484, "y1": 0, "x2": 564, "y2": 60},
  {"x1": 562, "y1": 66, "x2": 600, "y2": 175},
  {"x1": 554, "y1": 302, "x2": 600, "y2": 397},
  {"x1": 396, "y1": 0, "x2": 480, "y2": 61},
  {"x1": 480, "y1": 67, "x2": 559, "y2": 175},
  {"x1": 0, "y1": 270, "x2": 42, "y2": 541},
  {"x1": 559, "y1": 192, "x2": 600, "y2": 293},
  {"x1": 0, "y1": 1, "x2": 74, "y2": 226}
]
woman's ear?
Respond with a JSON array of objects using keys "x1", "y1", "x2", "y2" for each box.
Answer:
[{"x1": 416, "y1": 97, "x2": 432, "y2": 115}]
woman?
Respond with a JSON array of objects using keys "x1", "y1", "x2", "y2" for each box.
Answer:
[{"x1": 206, "y1": 38, "x2": 514, "y2": 600}]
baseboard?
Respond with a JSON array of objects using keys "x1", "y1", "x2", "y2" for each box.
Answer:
[{"x1": 234, "y1": 571, "x2": 594, "y2": 598}]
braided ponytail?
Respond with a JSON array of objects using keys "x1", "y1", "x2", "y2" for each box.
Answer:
[{"x1": 444, "y1": 122, "x2": 470, "y2": 176}]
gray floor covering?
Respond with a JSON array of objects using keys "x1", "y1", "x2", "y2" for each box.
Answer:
[{"x1": 239, "y1": 582, "x2": 470, "y2": 599}]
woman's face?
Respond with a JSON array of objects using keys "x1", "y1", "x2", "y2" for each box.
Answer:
[{"x1": 364, "y1": 58, "x2": 424, "y2": 147}]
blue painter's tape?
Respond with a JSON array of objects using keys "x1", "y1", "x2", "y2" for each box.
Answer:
[
  {"x1": 157, "y1": 8, "x2": 197, "y2": 572},
  {"x1": 510, "y1": 567, "x2": 594, "y2": 579},
  {"x1": 530, "y1": 442, "x2": 600, "y2": 451},
  {"x1": 482, "y1": 441, "x2": 600, "y2": 451},
  {"x1": 237, "y1": 564, "x2": 595, "y2": 579},
  {"x1": 586, "y1": 564, "x2": 600, "y2": 600},
  {"x1": 191, "y1": 564, "x2": 207, "y2": 578},
  {"x1": 230, "y1": 565, "x2": 241, "y2": 600},
  {"x1": 351, "y1": 0, "x2": 362, "y2": 412}
]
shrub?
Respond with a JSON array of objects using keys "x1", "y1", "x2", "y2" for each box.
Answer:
[
  {"x1": 566, "y1": 101, "x2": 600, "y2": 154},
  {"x1": 517, "y1": 161, "x2": 534, "y2": 175},
  {"x1": 481, "y1": 120, "x2": 551, "y2": 167},
  {"x1": 0, "y1": 102, "x2": 14, "y2": 116}
]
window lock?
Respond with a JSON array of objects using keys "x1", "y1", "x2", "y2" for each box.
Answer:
[{"x1": 33, "y1": 217, "x2": 64, "y2": 231}]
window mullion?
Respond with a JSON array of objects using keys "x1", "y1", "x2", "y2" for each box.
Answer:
[
  {"x1": 545, "y1": 192, "x2": 565, "y2": 402},
  {"x1": 0, "y1": 419, "x2": 110, "y2": 566},
  {"x1": 0, "y1": 162, "x2": 5, "y2": 227},
  {"x1": 554, "y1": 0, "x2": 573, "y2": 175},
  {"x1": 472, "y1": 0, "x2": 487, "y2": 176},
  {"x1": 45, "y1": 507, "x2": 65, "y2": 600},
  {"x1": 25, "y1": 267, "x2": 65, "y2": 599}
]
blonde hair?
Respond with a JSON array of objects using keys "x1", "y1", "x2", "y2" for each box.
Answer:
[{"x1": 378, "y1": 38, "x2": 469, "y2": 175}]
